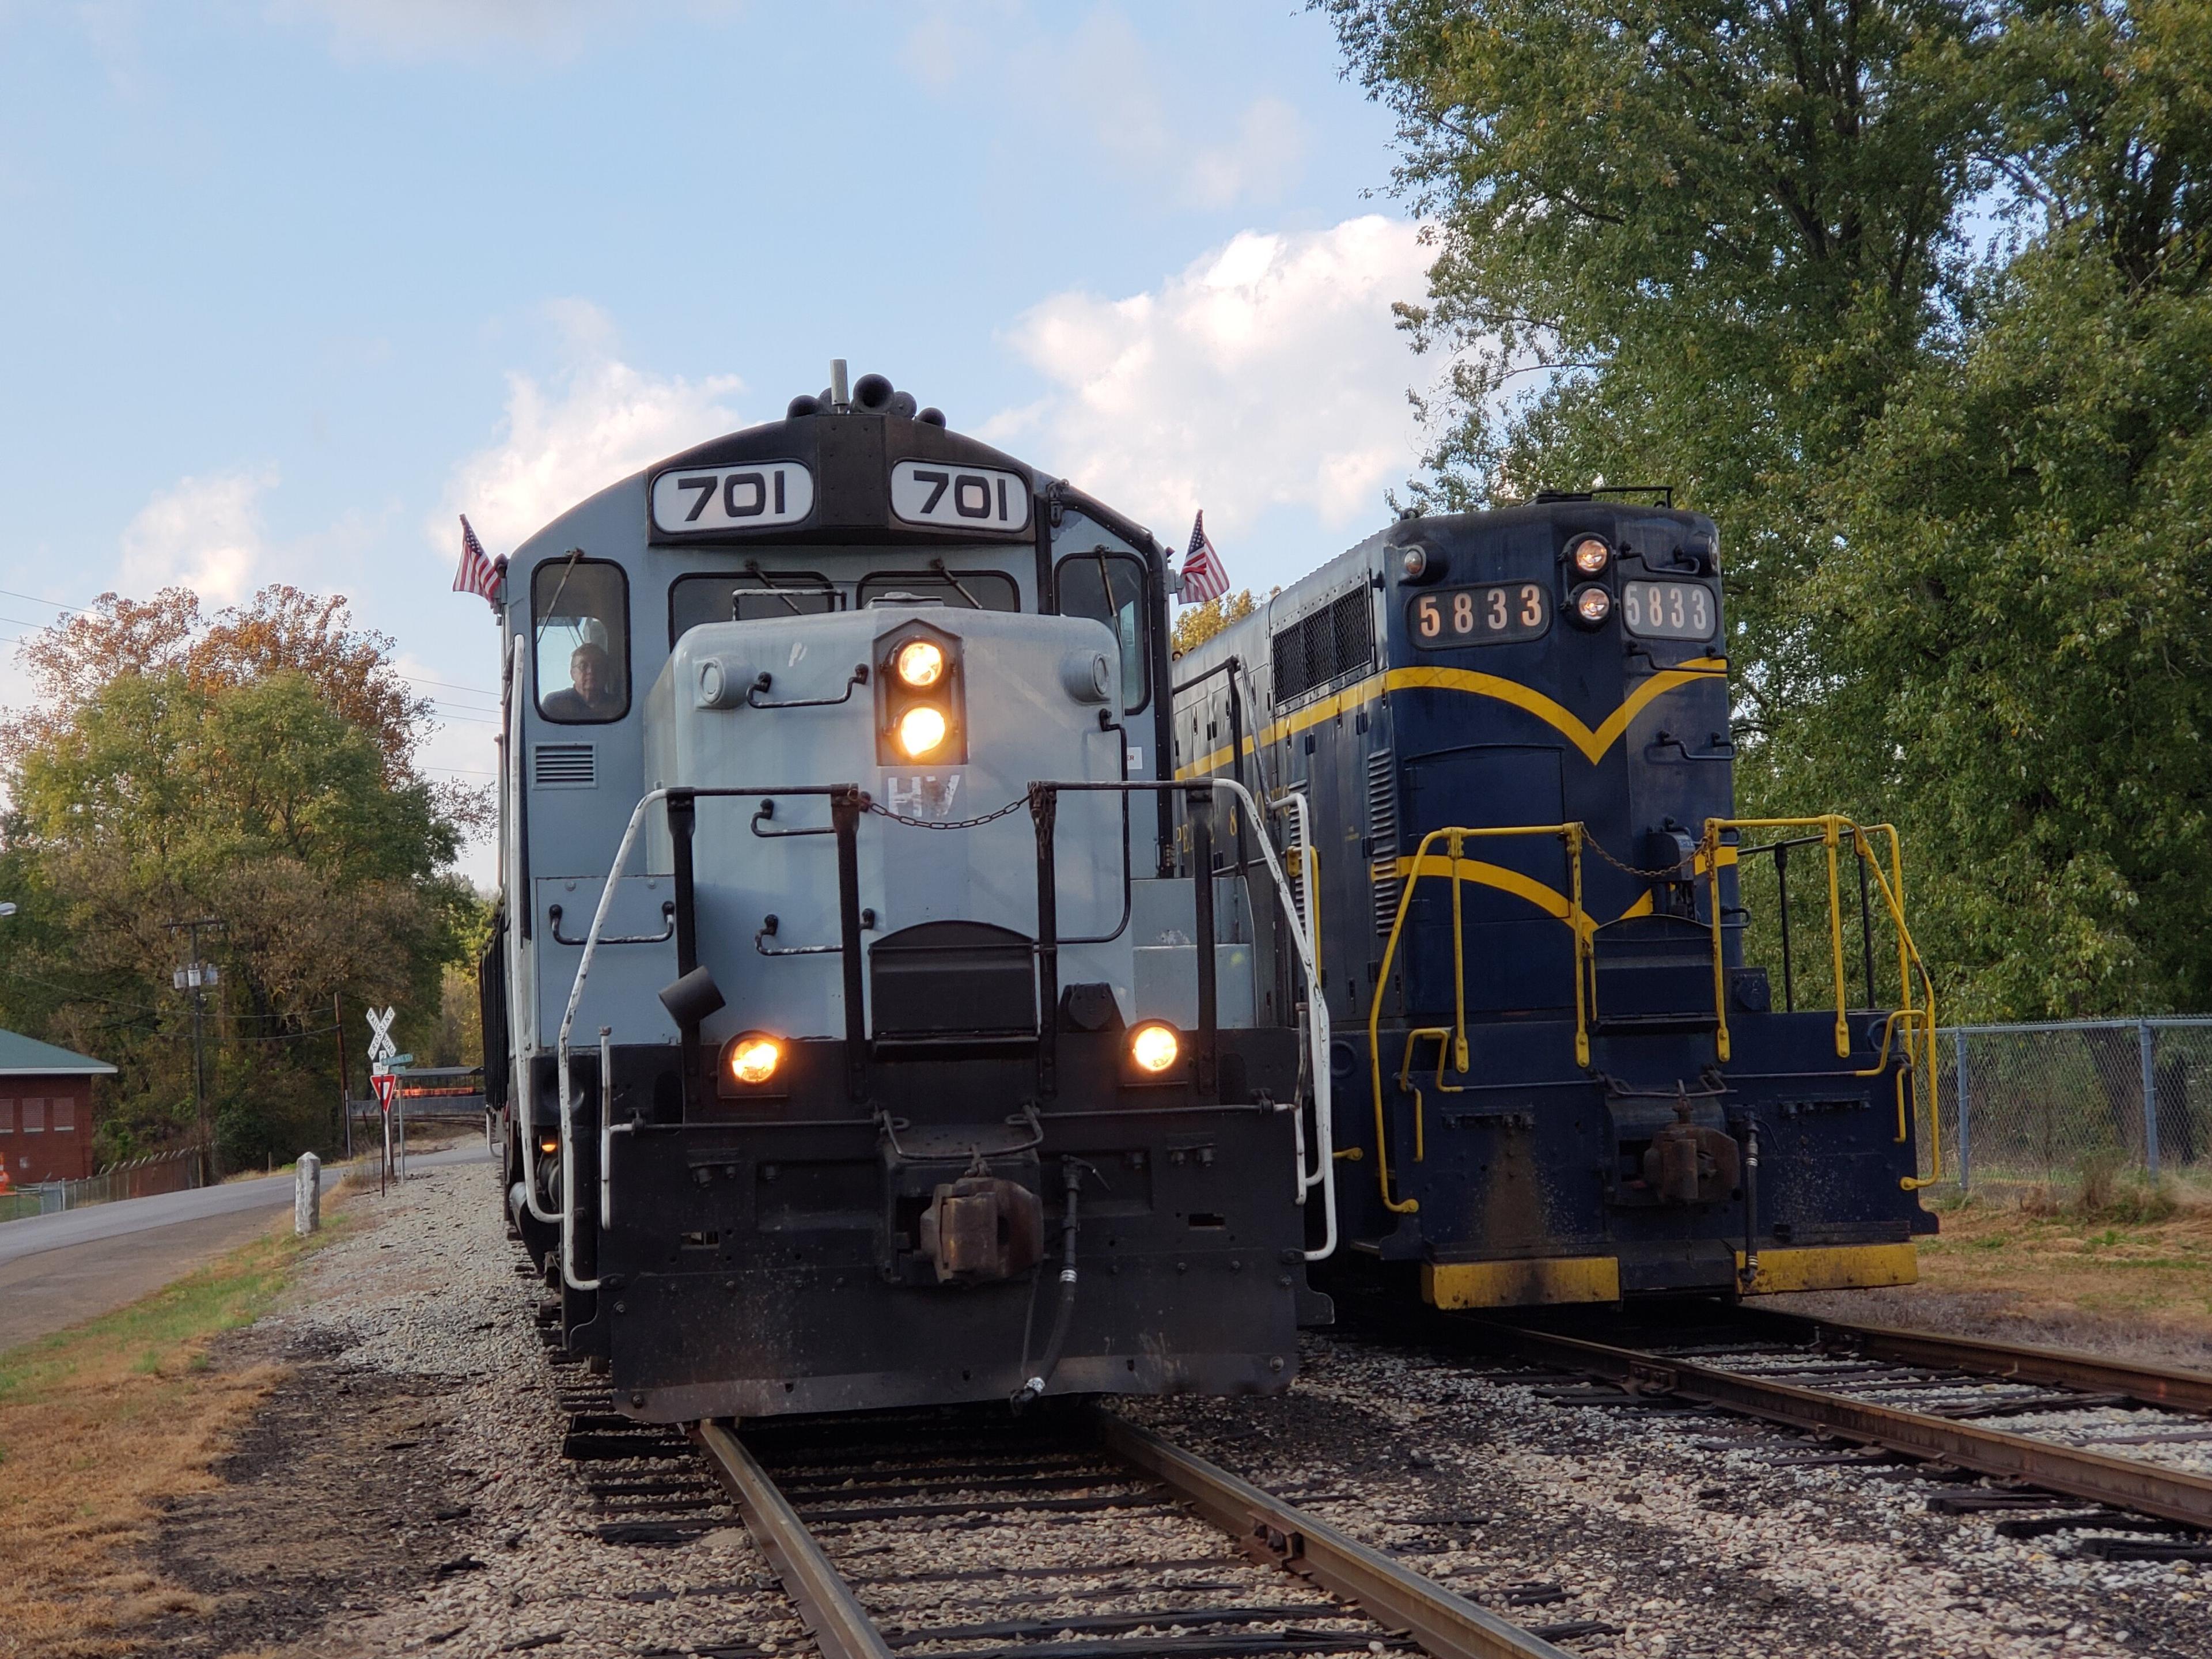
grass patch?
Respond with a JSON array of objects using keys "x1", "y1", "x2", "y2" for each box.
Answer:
[
  {"x1": 1910, "y1": 1184, "x2": 2212, "y2": 1333},
  {"x1": 0, "y1": 1202, "x2": 359, "y2": 1658}
]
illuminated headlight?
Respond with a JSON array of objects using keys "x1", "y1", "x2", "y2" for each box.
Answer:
[
  {"x1": 1569, "y1": 534, "x2": 1611, "y2": 575},
  {"x1": 894, "y1": 639, "x2": 944, "y2": 688},
  {"x1": 537, "y1": 1136, "x2": 559, "y2": 1156},
  {"x1": 897, "y1": 705, "x2": 948, "y2": 757},
  {"x1": 728, "y1": 1033, "x2": 782, "y2": 1085},
  {"x1": 1130, "y1": 1022, "x2": 1180, "y2": 1073},
  {"x1": 1571, "y1": 584, "x2": 1612, "y2": 626}
]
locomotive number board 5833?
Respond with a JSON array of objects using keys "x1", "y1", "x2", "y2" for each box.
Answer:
[
  {"x1": 1622, "y1": 580, "x2": 1716, "y2": 641},
  {"x1": 1410, "y1": 582, "x2": 1550, "y2": 647}
]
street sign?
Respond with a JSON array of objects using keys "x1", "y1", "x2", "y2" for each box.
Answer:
[
  {"x1": 372, "y1": 1072, "x2": 398, "y2": 1113},
  {"x1": 366, "y1": 1006, "x2": 397, "y2": 1063}
]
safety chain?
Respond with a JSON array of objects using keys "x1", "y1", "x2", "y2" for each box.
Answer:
[
  {"x1": 1577, "y1": 832, "x2": 1699, "y2": 884},
  {"x1": 864, "y1": 792, "x2": 1033, "y2": 832}
]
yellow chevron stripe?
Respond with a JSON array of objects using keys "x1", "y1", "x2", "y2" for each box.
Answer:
[
  {"x1": 1387, "y1": 843, "x2": 1737, "y2": 937},
  {"x1": 1173, "y1": 658, "x2": 1726, "y2": 778}
]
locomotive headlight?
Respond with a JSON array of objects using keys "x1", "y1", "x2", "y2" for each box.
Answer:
[
  {"x1": 1130, "y1": 1021, "x2": 1180, "y2": 1073},
  {"x1": 894, "y1": 639, "x2": 944, "y2": 688},
  {"x1": 897, "y1": 705, "x2": 949, "y2": 757},
  {"x1": 728, "y1": 1033, "x2": 782, "y2": 1086},
  {"x1": 1571, "y1": 584, "x2": 1613, "y2": 627},
  {"x1": 1569, "y1": 534, "x2": 1611, "y2": 576}
]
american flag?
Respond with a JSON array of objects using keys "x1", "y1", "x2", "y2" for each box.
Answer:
[
  {"x1": 1180, "y1": 510, "x2": 1230, "y2": 605},
  {"x1": 453, "y1": 515, "x2": 502, "y2": 611}
]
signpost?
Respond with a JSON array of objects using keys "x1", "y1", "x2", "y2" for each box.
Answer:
[
  {"x1": 372, "y1": 1070, "x2": 397, "y2": 1195},
  {"x1": 366, "y1": 1007, "x2": 403, "y2": 1191}
]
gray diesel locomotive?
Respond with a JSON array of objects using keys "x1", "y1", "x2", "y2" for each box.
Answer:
[{"x1": 479, "y1": 366, "x2": 1333, "y2": 1423}]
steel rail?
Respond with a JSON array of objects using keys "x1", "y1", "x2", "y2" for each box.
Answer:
[
  {"x1": 1460, "y1": 1319, "x2": 2212, "y2": 1530},
  {"x1": 1093, "y1": 1411, "x2": 1578, "y2": 1659},
  {"x1": 703, "y1": 1410, "x2": 1574, "y2": 1659},
  {"x1": 694, "y1": 1420, "x2": 895, "y2": 1659},
  {"x1": 1720, "y1": 1305, "x2": 2212, "y2": 1415}
]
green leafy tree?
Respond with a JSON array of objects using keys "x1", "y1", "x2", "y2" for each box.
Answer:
[
  {"x1": 1, "y1": 589, "x2": 483, "y2": 1168},
  {"x1": 1781, "y1": 0, "x2": 2212, "y2": 1016}
]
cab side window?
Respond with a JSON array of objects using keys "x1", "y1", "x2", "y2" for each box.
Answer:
[
  {"x1": 1056, "y1": 550, "x2": 1150, "y2": 714},
  {"x1": 533, "y1": 556, "x2": 631, "y2": 724}
]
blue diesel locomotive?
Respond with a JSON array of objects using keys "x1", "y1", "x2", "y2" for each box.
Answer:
[
  {"x1": 479, "y1": 365, "x2": 1330, "y2": 1422},
  {"x1": 1172, "y1": 493, "x2": 1942, "y2": 1309}
]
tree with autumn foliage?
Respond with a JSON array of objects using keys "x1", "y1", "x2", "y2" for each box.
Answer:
[
  {"x1": 1172, "y1": 590, "x2": 1258, "y2": 657},
  {"x1": 0, "y1": 586, "x2": 485, "y2": 1170}
]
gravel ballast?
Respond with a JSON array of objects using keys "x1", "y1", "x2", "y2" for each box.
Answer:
[{"x1": 157, "y1": 1157, "x2": 2212, "y2": 1658}]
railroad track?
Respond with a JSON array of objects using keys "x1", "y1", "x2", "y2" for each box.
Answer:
[
  {"x1": 531, "y1": 1300, "x2": 1585, "y2": 1659},
  {"x1": 697, "y1": 1406, "x2": 1593, "y2": 1659},
  {"x1": 1430, "y1": 1301, "x2": 2212, "y2": 1559}
]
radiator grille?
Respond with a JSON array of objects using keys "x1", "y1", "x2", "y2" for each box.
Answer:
[
  {"x1": 1367, "y1": 745, "x2": 1400, "y2": 934},
  {"x1": 1271, "y1": 588, "x2": 1374, "y2": 704},
  {"x1": 533, "y1": 743, "x2": 596, "y2": 789}
]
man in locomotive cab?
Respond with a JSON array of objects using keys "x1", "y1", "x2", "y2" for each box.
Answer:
[{"x1": 544, "y1": 642, "x2": 620, "y2": 720}]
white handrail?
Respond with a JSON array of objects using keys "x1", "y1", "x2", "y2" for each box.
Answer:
[
  {"x1": 1202, "y1": 778, "x2": 1335, "y2": 1262},
  {"x1": 553, "y1": 787, "x2": 670, "y2": 1291},
  {"x1": 511, "y1": 637, "x2": 562, "y2": 1229}
]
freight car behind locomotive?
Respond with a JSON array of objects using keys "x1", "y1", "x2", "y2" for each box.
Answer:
[
  {"x1": 480, "y1": 366, "x2": 1330, "y2": 1423},
  {"x1": 1172, "y1": 493, "x2": 1941, "y2": 1308}
]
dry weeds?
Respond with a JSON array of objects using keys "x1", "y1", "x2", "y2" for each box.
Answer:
[{"x1": 0, "y1": 1204, "x2": 357, "y2": 1659}]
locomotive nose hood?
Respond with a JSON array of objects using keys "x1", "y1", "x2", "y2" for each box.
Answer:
[{"x1": 642, "y1": 605, "x2": 1130, "y2": 1046}]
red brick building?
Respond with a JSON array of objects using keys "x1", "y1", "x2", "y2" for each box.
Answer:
[{"x1": 0, "y1": 1029, "x2": 118, "y2": 1184}]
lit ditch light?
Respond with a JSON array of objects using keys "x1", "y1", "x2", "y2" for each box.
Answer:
[
  {"x1": 877, "y1": 624, "x2": 966, "y2": 766},
  {"x1": 725, "y1": 1031, "x2": 782, "y2": 1086},
  {"x1": 1129, "y1": 1021, "x2": 1181, "y2": 1074}
]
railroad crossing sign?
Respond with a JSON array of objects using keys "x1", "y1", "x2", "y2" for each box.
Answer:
[
  {"x1": 372, "y1": 1072, "x2": 398, "y2": 1114},
  {"x1": 366, "y1": 1006, "x2": 398, "y2": 1063}
]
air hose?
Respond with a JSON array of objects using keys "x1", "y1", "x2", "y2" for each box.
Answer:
[{"x1": 1011, "y1": 1158, "x2": 1088, "y2": 1412}]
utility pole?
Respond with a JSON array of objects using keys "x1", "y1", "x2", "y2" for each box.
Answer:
[
  {"x1": 166, "y1": 917, "x2": 225, "y2": 1184},
  {"x1": 333, "y1": 991, "x2": 353, "y2": 1160}
]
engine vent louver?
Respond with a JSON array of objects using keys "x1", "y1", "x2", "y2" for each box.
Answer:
[
  {"x1": 1367, "y1": 745, "x2": 1400, "y2": 935},
  {"x1": 533, "y1": 743, "x2": 596, "y2": 789},
  {"x1": 1270, "y1": 588, "x2": 1375, "y2": 705}
]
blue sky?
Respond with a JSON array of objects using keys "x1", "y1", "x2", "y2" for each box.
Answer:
[{"x1": 0, "y1": 1, "x2": 1441, "y2": 873}]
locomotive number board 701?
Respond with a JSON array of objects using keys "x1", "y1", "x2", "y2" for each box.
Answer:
[
  {"x1": 651, "y1": 462, "x2": 816, "y2": 532},
  {"x1": 1410, "y1": 582, "x2": 1550, "y2": 647}
]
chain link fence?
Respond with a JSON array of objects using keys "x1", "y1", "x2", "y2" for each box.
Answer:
[
  {"x1": 0, "y1": 1145, "x2": 206, "y2": 1222},
  {"x1": 1919, "y1": 1017, "x2": 2212, "y2": 1194}
]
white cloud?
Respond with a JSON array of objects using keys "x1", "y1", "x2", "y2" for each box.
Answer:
[
  {"x1": 266, "y1": 0, "x2": 600, "y2": 63},
  {"x1": 902, "y1": 4, "x2": 1306, "y2": 210},
  {"x1": 118, "y1": 467, "x2": 280, "y2": 604},
  {"x1": 987, "y1": 215, "x2": 1438, "y2": 565},
  {"x1": 436, "y1": 305, "x2": 744, "y2": 556}
]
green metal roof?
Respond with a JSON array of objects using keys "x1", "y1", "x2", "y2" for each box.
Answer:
[{"x1": 0, "y1": 1028, "x2": 118, "y2": 1077}]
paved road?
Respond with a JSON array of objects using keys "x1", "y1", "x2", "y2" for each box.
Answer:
[{"x1": 0, "y1": 1142, "x2": 493, "y2": 1353}]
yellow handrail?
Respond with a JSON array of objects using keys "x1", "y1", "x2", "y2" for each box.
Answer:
[
  {"x1": 1366, "y1": 823, "x2": 1591, "y2": 1215},
  {"x1": 1706, "y1": 815, "x2": 1945, "y2": 1191}
]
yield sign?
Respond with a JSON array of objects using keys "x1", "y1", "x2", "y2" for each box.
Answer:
[{"x1": 372, "y1": 1072, "x2": 399, "y2": 1113}]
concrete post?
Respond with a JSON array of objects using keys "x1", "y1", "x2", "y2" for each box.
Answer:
[{"x1": 294, "y1": 1150, "x2": 321, "y2": 1236}]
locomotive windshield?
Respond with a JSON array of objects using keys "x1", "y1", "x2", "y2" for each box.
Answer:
[
  {"x1": 1058, "y1": 550, "x2": 1150, "y2": 713},
  {"x1": 533, "y1": 556, "x2": 630, "y2": 722}
]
